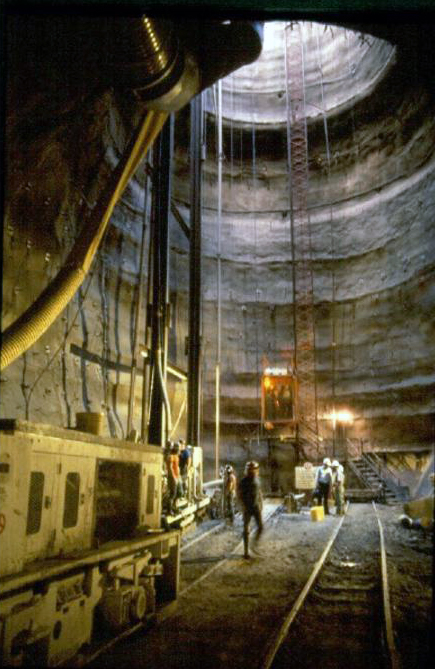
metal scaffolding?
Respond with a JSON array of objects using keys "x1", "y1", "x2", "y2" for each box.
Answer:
[{"x1": 285, "y1": 23, "x2": 319, "y2": 455}]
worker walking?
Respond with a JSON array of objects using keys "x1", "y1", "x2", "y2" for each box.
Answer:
[
  {"x1": 313, "y1": 457, "x2": 333, "y2": 515},
  {"x1": 331, "y1": 460, "x2": 345, "y2": 515},
  {"x1": 238, "y1": 461, "x2": 263, "y2": 559},
  {"x1": 223, "y1": 464, "x2": 237, "y2": 523}
]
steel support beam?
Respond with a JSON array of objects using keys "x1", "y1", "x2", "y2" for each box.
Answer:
[
  {"x1": 147, "y1": 116, "x2": 174, "y2": 447},
  {"x1": 187, "y1": 94, "x2": 203, "y2": 447}
]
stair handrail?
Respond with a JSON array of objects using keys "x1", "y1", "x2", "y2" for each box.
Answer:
[
  {"x1": 298, "y1": 419, "x2": 320, "y2": 459},
  {"x1": 363, "y1": 452, "x2": 404, "y2": 492},
  {"x1": 345, "y1": 437, "x2": 362, "y2": 459},
  {"x1": 347, "y1": 458, "x2": 373, "y2": 489}
]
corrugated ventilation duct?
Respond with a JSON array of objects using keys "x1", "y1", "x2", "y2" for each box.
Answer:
[{"x1": 0, "y1": 110, "x2": 167, "y2": 370}]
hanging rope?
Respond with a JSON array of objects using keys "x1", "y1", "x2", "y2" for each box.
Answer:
[
  {"x1": 215, "y1": 79, "x2": 223, "y2": 478},
  {"x1": 251, "y1": 93, "x2": 261, "y2": 444},
  {"x1": 315, "y1": 23, "x2": 336, "y2": 437}
]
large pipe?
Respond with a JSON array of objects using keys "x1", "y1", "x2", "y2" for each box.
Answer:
[
  {"x1": 1, "y1": 110, "x2": 167, "y2": 370},
  {"x1": 106, "y1": 17, "x2": 197, "y2": 111},
  {"x1": 156, "y1": 341, "x2": 173, "y2": 437}
]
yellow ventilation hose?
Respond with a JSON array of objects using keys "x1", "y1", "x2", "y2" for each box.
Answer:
[{"x1": 1, "y1": 109, "x2": 168, "y2": 370}]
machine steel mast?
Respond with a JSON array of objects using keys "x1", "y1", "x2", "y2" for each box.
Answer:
[
  {"x1": 187, "y1": 94, "x2": 204, "y2": 449},
  {"x1": 147, "y1": 117, "x2": 174, "y2": 447}
]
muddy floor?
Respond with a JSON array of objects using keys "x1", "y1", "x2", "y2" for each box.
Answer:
[{"x1": 90, "y1": 502, "x2": 433, "y2": 669}]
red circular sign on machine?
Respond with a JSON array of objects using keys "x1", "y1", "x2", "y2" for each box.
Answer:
[{"x1": 0, "y1": 513, "x2": 5, "y2": 534}]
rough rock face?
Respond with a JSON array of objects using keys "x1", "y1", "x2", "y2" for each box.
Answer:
[
  {"x1": 2, "y1": 18, "x2": 434, "y2": 484},
  {"x1": 174, "y1": 22, "x2": 435, "y2": 474}
]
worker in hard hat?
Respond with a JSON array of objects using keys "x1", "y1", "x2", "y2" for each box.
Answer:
[
  {"x1": 223, "y1": 464, "x2": 237, "y2": 523},
  {"x1": 313, "y1": 457, "x2": 333, "y2": 515},
  {"x1": 331, "y1": 460, "x2": 345, "y2": 515},
  {"x1": 166, "y1": 441, "x2": 183, "y2": 514},
  {"x1": 238, "y1": 461, "x2": 263, "y2": 559}
]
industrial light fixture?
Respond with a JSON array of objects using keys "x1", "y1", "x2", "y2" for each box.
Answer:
[{"x1": 324, "y1": 409, "x2": 354, "y2": 428}]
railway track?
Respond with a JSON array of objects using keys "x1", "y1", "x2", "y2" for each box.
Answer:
[
  {"x1": 180, "y1": 517, "x2": 230, "y2": 552},
  {"x1": 261, "y1": 502, "x2": 400, "y2": 669},
  {"x1": 82, "y1": 502, "x2": 278, "y2": 667},
  {"x1": 87, "y1": 502, "x2": 406, "y2": 669},
  {"x1": 180, "y1": 501, "x2": 281, "y2": 595}
]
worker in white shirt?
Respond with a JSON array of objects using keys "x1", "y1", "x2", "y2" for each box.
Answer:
[
  {"x1": 313, "y1": 457, "x2": 333, "y2": 515},
  {"x1": 331, "y1": 460, "x2": 345, "y2": 515}
]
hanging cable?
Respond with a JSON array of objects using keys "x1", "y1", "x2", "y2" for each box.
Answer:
[
  {"x1": 141, "y1": 148, "x2": 155, "y2": 442},
  {"x1": 215, "y1": 79, "x2": 223, "y2": 478},
  {"x1": 316, "y1": 23, "x2": 336, "y2": 452},
  {"x1": 23, "y1": 267, "x2": 95, "y2": 419},
  {"x1": 230, "y1": 74, "x2": 234, "y2": 189},
  {"x1": 199, "y1": 88, "x2": 208, "y2": 450},
  {"x1": 251, "y1": 93, "x2": 261, "y2": 446},
  {"x1": 170, "y1": 392, "x2": 187, "y2": 439}
]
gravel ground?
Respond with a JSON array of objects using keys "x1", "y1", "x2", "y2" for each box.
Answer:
[
  {"x1": 91, "y1": 502, "x2": 433, "y2": 669},
  {"x1": 375, "y1": 503, "x2": 433, "y2": 669}
]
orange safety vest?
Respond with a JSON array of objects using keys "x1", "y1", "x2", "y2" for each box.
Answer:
[{"x1": 166, "y1": 453, "x2": 180, "y2": 479}]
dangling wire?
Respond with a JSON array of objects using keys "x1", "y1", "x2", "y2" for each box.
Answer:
[
  {"x1": 200, "y1": 89, "x2": 207, "y2": 449},
  {"x1": 345, "y1": 28, "x2": 359, "y2": 165},
  {"x1": 316, "y1": 23, "x2": 336, "y2": 441},
  {"x1": 215, "y1": 79, "x2": 223, "y2": 478},
  {"x1": 251, "y1": 92, "x2": 261, "y2": 446},
  {"x1": 230, "y1": 73, "x2": 234, "y2": 189}
]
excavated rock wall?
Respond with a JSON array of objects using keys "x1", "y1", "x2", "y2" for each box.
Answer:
[
  {"x1": 1, "y1": 17, "x2": 187, "y2": 439},
  {"x1": 174, "y1": 35, "x2": 435, "y2": 473}
]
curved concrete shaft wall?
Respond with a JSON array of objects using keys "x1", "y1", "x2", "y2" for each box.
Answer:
[
  {"x1": 172, "y1": 22, "x2": 435, "y2": 470},
  {"x1": 2, "y1": 17, "x2": 435, "y2": 482}
]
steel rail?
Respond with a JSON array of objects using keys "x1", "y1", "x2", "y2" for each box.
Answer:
[
  {"x1": 76, "y1": 515, "x2": 232, "y2": 665},
  {"x1": 261, "y1": 505, "x2": 347, "y2": 669},
  {"x1": 77, "y1": 502, "x2": 278, "y2": 665},
  {"x1": 261, "y1": 502, "x2": 400, "y2": 669},
  {"x1": 179, "y1": 505, "x2": 279, "y2": 596},
  {"x1": 181, "y1": 520, "x2": 226, "y2": 552},
  {"x1": 181, "y1": 496, "x2": 272, "y2": 552},
  {"x1": 372, "y1": 501, "x2": 402, "y2": 669},
  {"x1": 77, "y1": 621, "x2": 144, "y2": 667},
  {"x1": 75, "y1": 600, "x2": 178, "y2": 667},
  {"x1": 78, "y1": 517, "x2": 233, "y2": 665}
]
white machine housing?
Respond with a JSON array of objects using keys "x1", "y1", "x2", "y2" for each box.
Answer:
[
  {"x1": 0, "y1": 420, "x2": 179, "y2": 667},
  {"x1": 0, "y1": 420, "x2": 162, "y2": 578}
]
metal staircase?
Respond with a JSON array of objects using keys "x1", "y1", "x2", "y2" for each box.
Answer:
[{"x1": 349, "y1": 453, "x2": 410, "y2": 504}]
